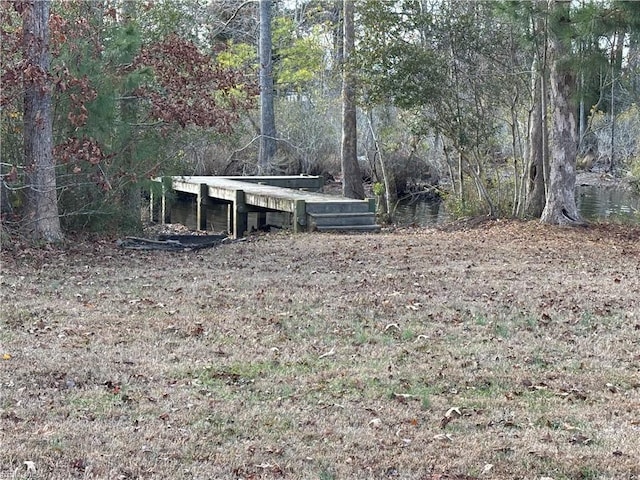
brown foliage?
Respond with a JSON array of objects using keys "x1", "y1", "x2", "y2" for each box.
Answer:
[{"x1": 135, "y1": 33, "x2": 257, "y2": 131}]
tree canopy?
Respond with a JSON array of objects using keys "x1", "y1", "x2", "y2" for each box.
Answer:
[{"x1": 1, "y1": 0, "x2": 639, "y2": 240}]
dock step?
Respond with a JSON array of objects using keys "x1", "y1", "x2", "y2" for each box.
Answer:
[
  {"x1": 308, "y1": 212, "x2": 380, "y2": 232},
  {"x1": 314, "y1": 224, "x2": 381, "y2": 233},
  {"x1": 308, "y1": 212, "x2": 376, "y2": 227},
  {"x1": 305, "y1": 201, "x2": 372, "y2": 214}
]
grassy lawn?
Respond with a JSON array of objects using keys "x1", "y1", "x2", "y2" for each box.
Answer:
[{"x1": 1, "y1": 221, "x2": 639, "y2": 479}]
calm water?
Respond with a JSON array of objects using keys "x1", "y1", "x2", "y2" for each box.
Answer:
[
  {"x1": 394, "y1": 185, "x2": 639, "y2": 226},
  {"x1": 576, "y1": 185, "x2": 639, "y2": 223}
]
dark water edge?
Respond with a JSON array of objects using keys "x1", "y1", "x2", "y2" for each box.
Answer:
[{"x1": 394, "y1": 185, "x2": 640, "y2": 227}]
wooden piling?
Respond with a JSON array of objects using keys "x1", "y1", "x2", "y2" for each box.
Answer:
[
  {"x1": 197, "y1": 183, "x2": 208, "y2": 231},
  {"x1": 233, "y1": 190, "x2": 248, "y2": 238},
  {"x1": 161, "y1": 182, "x2": 167, "y2": 224},
  {"x1": 293, "y1": 199, "x2": 306, "y2": 233}
]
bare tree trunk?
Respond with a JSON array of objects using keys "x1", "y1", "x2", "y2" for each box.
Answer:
[
  {"x1": 365, "y1": 109, "x2": 394, "y2": 218},
  {"x1": 457, "y1": 151, "x2": 465, "y2": 209},
  {"x1": 525, "y1": 56, "x2": 546, "y2": 218},
  {"x1": 526, "y1": 3, "x2": 548, "y2": 218},
  {"x1": 258, "y1": 0, "x2": 276, "y2": 174},
  {"x1": 332, "y1": 0, "x2": 343, "y2": 73},
  {"x1": 23, "y1": 0, "x2": 62, "y2": 242},
  {"x1": 120, "y1": 0, "x2": 141, "y2": 231},
  {"x1": 340, "y1": 0, "x2": 364, "y2": 199},
  {"x1": 540, "y1": 0, "x2": 583, "y2": 226},
  {"x1": 608, "y1": 30, "x2": 624, "y2": 173}
]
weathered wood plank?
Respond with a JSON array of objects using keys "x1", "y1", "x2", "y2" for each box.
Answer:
[{"x1": 152, "y1": 176, "x2": 379, "y2": 236}]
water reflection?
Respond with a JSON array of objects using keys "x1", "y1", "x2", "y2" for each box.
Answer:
[
  {"x1": 393, "y1": 196, "x2": 449, "y2": 226},
  {"x1": 576, "y1": 185, "x2": 639, "y2": 223},
  {"x1": 393, "y1": 185, "x2": 639, "y2": 227}
]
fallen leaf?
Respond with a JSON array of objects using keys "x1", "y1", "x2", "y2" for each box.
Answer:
[
  {"x1": 441, "y1": 407, "x2": 462, "y2": 428},
  {"x1": 570, "y1": 434, "x2": 591, "y2": 445},
  {"x1": 368, "y1": 418, "x2": 382, "y2": 428},
  {"x1": 605, "y1": 383, "x2": 618, "y2": 393},
  {"x1": 318, "y1": 348, "x2": 335, "y2": 359},
  {"x1": 392, "y1": 393, "x2": 417, "y2": 402},
  {"x1": 445, "y1": 407, "x2": 462, "y2": 418},
  {"x1": 2, "y1": 353, "x2": 11, "y2": 360}
]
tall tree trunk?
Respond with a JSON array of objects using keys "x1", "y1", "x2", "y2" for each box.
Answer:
[
  {"x1": 23, "y1": 0, "x2": 62, "y2": 242},
  {"x1": 332, "y1": 0, "x2": 343, "y2": 72},
  {"x1": 258, "y1": 0, "x2": 276, "y2": 174},
  {"x1": 608, "y1": 30, "x2": 624, "y2": 173},
  {"x1": 120, "y1": 0, "x2": 141, "y2": 231},
  {"x1": 341, "y1": 0, "x2": 364, "y2": 199},
  {"x1": 540, "y1": 0, "x2": 583, "y2": 226},
  {"x1": 525, "y1": 55, "x2": 546, "y2": 218},
  {"x1": 526, "y1": 2, "x2": 549, "y2": 218}
]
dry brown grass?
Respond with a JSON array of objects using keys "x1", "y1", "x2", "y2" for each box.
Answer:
[{"x1": 1, "y1": 220, "x2": 639, "y2": 480}]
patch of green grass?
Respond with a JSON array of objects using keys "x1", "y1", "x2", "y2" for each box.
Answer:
[
  {"x1": 411, "y1": 385, "x2": 434, "y2": 410},
  {"x1": 494, "y1": 322, "x2": 510, "y2": 338},
  {"x1": 46, "y1": 436, "x2": 66, "y2": 455},
  {"x1": 65, "y1": 389, "x2": 125, "y2": 419},
  {"x1": 352, "y1": 329, "x2": 371, "y2": 345},
  {"x1": 523, "y1": 314, "x2": 539, "y2": 330},
  {"x1": 575, "y1": 465, "x2": 602, "y2": 479},
  {"x1": 400, "y1": 328, "x2": 416, "y2": 341},
  {"x1": 191, "y1": 414, "x2": 239, "y2": 442},
  {"x1": 318, "y1": 465, "x2": 337, "y2": 480},
  {"x1": 528, "y1": 354, "x2": 552, "y2": 369}
]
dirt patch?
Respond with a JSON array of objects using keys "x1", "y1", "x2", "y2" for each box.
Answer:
[{"x1": 1, "y1": 220, "x2": 639, "y2": 479}]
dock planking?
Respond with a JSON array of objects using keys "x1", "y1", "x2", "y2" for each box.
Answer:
[{"x1": 151, "y1": 176, "x2": 379, "y2": 238}]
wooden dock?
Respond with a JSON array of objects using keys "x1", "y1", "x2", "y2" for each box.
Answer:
[{"x1": 151, "y1": 176, "x2": 379, "y2": 238}]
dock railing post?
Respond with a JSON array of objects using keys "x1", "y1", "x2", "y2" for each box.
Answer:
[
  {"x1": 233, "y1": 190, "x2": 248, "y2": 238},
  {"x1": 293, "y1": 199, "x2": 306, "y2": 233},
  {"x1": 149, "y1": 188, "x2": 155, "y2": 223},
  {"x1": 311, "y1": 175, "x2": 324, "y2": 192},
  {"x1": 161, "y1": 181, "x2": 167, "y2": 225},
  {"x1": 197, "y1": 183, "x2": 208, "y2": 231}
]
